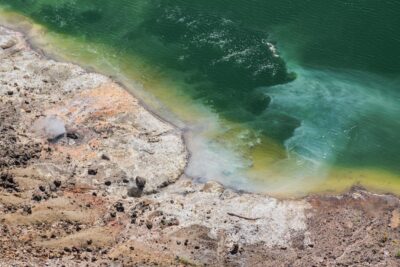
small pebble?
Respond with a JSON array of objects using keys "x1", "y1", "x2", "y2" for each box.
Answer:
[
  {"x1": 115, "y1": 202, "x2": 125, "y2": 212},
  {"x1": 230, "y1": 244, "x2": 239, "y2": 255},
  {"x1": 88, "y1": 169, "x2": 97, "y2": 176},
  {"x1": 101, "y1": 154, "x2": 110, "y2": 161},
  {"x1": 53, "y1": 180, "x2": 62, "y2": 187}
]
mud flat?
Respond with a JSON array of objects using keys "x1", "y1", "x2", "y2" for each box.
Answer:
[{"x1": 1, "y1": 26, "x2": 400, "y2": 266}]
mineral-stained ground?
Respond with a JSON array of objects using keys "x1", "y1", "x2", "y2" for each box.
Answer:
[{"x1": 1, "y1": 26, "x2": 400, "y2": 266}]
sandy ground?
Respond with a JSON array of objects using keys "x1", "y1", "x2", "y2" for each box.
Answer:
[{"x1": 1, "y1": 26, "x2": 400, "y2": 266}]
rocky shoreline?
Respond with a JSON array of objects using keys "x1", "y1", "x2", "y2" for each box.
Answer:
[{"x1": 1, "y1": 26, "x2": 400, "y2": 266}]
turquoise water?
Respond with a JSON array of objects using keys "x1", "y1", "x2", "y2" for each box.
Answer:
[{"x1": 1, "y1": 0, "x2": 399, "y2": 194}]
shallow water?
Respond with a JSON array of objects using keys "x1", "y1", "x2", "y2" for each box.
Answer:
[{"x1": 1, "y1": 1, "x2": 399, "y2": 196}]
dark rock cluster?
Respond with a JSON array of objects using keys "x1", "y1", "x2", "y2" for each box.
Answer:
[
  {"x1": 0, "y1": 100, "x2": 42, "y2": 169},
  {"x1": 0, "y1": 172, "x2": 19, "y2": 192}
]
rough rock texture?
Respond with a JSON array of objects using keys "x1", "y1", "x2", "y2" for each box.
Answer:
[
  {"x1": 1, "y1": 26, "x2": 400, "y2": 267},
  {"x1": 0, "y1": 26, "x2": 187, "y2": 194}
]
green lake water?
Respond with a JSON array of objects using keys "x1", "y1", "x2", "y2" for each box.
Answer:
[{"x1": 1, "y1": 0, "x2": 399, "y2": 195}]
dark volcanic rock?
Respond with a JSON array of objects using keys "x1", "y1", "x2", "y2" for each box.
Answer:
[
  {"x1": 127, "y1": 186, "x2": 142, "y2": 198},
  {"x1": 114, "y1": 202, "x2": 125, "y2": 212},
  {"x1": 136, "y1": 176, "x2": 146, "y2": 190},
  {"x1": 88, "y1": 169, "x2": 97, "y2": 176},
  {"x1": 230, "y1": 244, "x2": 239, "y2": 255},
  {"x1": 0, "y1": 172, "x2": 19, "y2": 192},
  {"x1": 101, "y1": 154, "x2": 110, "y2": 161},
  {"x1": 22, "y1": 205, "x2": 32, "y2": 215},
  {"x1": 127, "y1": 177, "x2": 146, "y2": 197},
  {"x1": 0, "y1": 101, "x2": 42, "y2": 169},
  {"x1": 32, "y1": 192, "x2": 42, "y2": 202},
  {"x1": 54, "y1": 180, "x2": 62, "y2": 188},
  {"x1": 66, "y1": 132, "x2": 79, "y2": 140}
]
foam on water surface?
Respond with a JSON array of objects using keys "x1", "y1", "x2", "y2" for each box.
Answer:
[{"x1": 238, "y1": 67, "x2": 400, "y2": 195}]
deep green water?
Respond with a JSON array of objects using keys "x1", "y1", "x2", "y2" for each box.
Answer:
[{"x1": 1, "y1": 0, "x2": 400, "y2": 191}]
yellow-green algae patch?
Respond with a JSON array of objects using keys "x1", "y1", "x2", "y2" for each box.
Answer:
[{"x1": 1, "y1": 8, "x2": 399, "y2": 197}]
